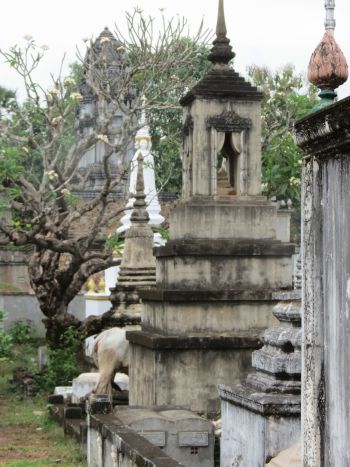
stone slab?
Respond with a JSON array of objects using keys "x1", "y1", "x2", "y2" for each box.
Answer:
[
  {"x1": 218, "y1": 383, "x2": 301, "y2": 416},
  {"x1": 155, "y1": 239, "x2": 295, "y2": 257},
  {"x1": 141, "y1": 300, "x2": 279, "y2": 335},
  {"x1": 126, "y1": 330, "x2": 261, "y2": 350},
  {"x1": 140, "y1": 288, "x2": 292, "y2": 302},
  {"x1": 156, "y1": 255, "x2": 293, "y2": 291}
]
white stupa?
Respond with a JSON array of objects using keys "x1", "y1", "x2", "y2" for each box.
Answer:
[{"x1": 118, "y1": 103, "x2": 165, "y2": 243}]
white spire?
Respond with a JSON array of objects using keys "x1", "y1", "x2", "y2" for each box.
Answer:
[
  {"x1": 135, "y1": 96, "x2": 151, "y2": 144},
  {"x1": 325, "y1": 0, "x2": 336, "y2": 34}
]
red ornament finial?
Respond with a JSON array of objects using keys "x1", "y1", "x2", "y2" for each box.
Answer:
[{"x1": 308, "y1": 30, "x2": 348, "y2": 90}]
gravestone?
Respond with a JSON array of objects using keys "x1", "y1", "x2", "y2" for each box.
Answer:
[{"x1": 87, "y1": 406, "x2": 214, "y2": 467}]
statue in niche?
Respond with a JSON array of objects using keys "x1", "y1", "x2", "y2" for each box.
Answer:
[{"x1": 216, "y1": 132, "x2": 238, "y2": 196}]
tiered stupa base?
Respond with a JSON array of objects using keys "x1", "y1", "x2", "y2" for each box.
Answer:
[
  {"x1": 219, "y1": 291, "x2": 301, "y2": 465},
  {"x1": 127, "y1": 198, "x2": 295, "y2": 415}
]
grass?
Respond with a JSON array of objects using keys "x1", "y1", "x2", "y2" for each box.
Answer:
[
  {"x1": 0, "y1": 281, "x2": 22, "y2": 293},
  {"x1": 0, "y1": 342, "x2": 85, "y2": 466}
]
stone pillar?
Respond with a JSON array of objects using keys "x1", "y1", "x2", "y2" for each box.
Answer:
[
  {"x1": 219, "y1": 291, "x2": 301, "y2": 465},
  {"x1": 295, "y1": 97, "x2": 350, "y2": 466},
  {"x1": 109, "y1": 153, "x2": 156, "y2": 318}
]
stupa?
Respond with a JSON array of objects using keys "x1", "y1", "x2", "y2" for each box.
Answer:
[{"x1": 126, "y1": 0, "x2": 295, "y2": 415}]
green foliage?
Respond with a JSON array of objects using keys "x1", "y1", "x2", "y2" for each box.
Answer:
[
  {"x1": 8, "y1": 321, "x2": 35, "y2": 344},
  {"x1": 248, "y1": 65, "x2": 317, "y2": 240},
  {"x1": 0, "y1": 331, "x2": 13, "y2": 357},
  {"x1": 0, "y1": 85, "x2": 16, "y2": 112},
  {"x1": 248, "y1": 65, "x2": 317, "y2": 203},
  {"x1": 37, "y1": 326, "x2": 82, "y2": 392},
  {"x1": 145, "y1": 42, "x2": 211, "y2": 193},
  {"x1": 105, "y1": 232, "x2": 124, "y2": 257},
  {"x1": 0, "y1": 341, "x2": 84, "y2": 465},
  {"x1": 155, "y1": 227, "x2": 170, "y2": 241}
]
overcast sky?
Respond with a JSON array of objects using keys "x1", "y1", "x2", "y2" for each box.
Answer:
[{"x1": 1, "y1": 0, "x2": 350, "y2": 99}]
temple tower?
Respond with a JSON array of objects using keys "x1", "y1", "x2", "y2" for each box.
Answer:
[
  {"x1": 73, "y1": 27, "x2": 134, "y2": 197},
  {"x1": 127, "y1": 0, "x2": 295, "y2": 415}
]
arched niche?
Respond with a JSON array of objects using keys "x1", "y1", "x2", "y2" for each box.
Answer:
[
  {"x1": 217, "y1": 132, "x2": 241, "y2": 196},
  {"x1": 207, "y1": 110, "x2": 251, "y2": 197}
]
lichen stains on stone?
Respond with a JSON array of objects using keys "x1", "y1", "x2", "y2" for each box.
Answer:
[{"x1": 308, "y1": 31, "x2": 348, "y2": 90}]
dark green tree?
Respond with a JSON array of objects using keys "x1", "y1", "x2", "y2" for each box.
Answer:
[
  {"x1": 248, "y1": 65, "x2": 317, "y2": 203},
  {"x1": 248, "y1": 65, "x2": 317, "y2": 240},
  {"x1": 0, "y1": 85, "x2": 16, "y2": 117}
]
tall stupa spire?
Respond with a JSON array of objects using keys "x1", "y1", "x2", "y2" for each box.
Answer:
[
  {"x1": 130, "y1": 153, "x2": 149, "y2": 225},
  {"x1": 208, "y1": 0, "x2": 235, "y2": 66},
  {"x1": 308, "y1": 0, "x2": 348, "y2": 110}
]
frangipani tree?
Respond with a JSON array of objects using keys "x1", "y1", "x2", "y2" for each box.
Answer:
[{"x1": 0, "y1": 9, "x2": 209, "y2": 345}]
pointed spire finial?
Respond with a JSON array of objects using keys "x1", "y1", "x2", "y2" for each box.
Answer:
[
  {"x1": 130, "y1": 153, "x2": 149, "y2": 224},
  {"x1": 216, "y1": 0, "x2": 227, "y2": 38},
  {"x1": 307, "y1": 0, "x2": 348, "y2": 110},
  {"x1": 325, "y1": 0, "x2": 336, "y2": 34},
  {"x1": 208, "y1": 0, "x2": 235, "y2": 66}
]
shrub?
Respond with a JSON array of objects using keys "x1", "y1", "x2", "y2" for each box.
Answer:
[
  {"x1": 37, "y1": 326, "x2": 82, "y2": 392},
  {"x1": 0, "y1": 331, "x2": 13, "y2": 357},
  {"x1": 8, "y1": 321, "x2": 35, "y2": 344}
]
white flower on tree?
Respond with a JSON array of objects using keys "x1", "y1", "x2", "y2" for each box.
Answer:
[
  {"x1": 96, "y1": 134, "x2": 109, "y2": 144},
  {"x1": 70, "y1": 92, "x2": 83, "y2": 101}
]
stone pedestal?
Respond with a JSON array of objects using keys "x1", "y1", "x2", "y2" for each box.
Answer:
[
  {"x1": 219, "y1": 291, "x2": 301, "y2": 466},
  {"x1": 128, "y1": 201, "x2": 294, "y2": 414}
]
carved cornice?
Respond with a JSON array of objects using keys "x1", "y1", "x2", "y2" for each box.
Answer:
[
  {"x1": 207, "y1": 110, "x2": 251, "y2": 132},
  {"x1": 295, "y1": 96, "x2": 350, "y2": 158}
]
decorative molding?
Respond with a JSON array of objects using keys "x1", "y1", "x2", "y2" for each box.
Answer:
[{"x1": 206, "y1": 110, "x2": 251, "y2": 132}]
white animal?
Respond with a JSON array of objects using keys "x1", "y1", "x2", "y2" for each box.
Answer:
[{"x1": 92, "y1": 326, "x2": 140, "y2": 398}]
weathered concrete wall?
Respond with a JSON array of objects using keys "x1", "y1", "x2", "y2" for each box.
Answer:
[
  {"x1": 157, "y1": 255, "x2": 292, "y2": 291},
  {"x1": 295, "y1": 97, "x2": 350, "y2": 466},
  {"x1": 129, "y1": 343, "x2": 254, "y2": 414},
  {"x1": 142, "y1": 299, "x2": 279, "y2": 335},
  {"x1": 220, "y1": 399, "x2": 300, "y2": 466},
  {"x1": 170, "y1": 200, "x2": 277, "y2": 240},
  {"x1": 0, "y1": 293, "x2": 85, "y2": 335},
  {"x1": 321, "y1": 157, "x2": 350, "y2": 466},
  {"x1": 0, "y1": 247, "x2": 32, "y2": 293}
]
